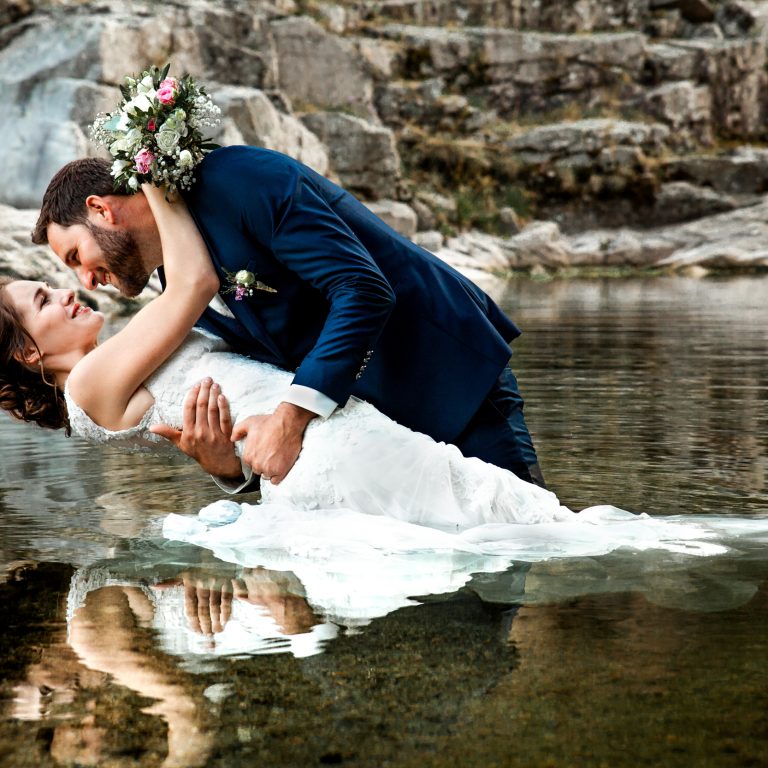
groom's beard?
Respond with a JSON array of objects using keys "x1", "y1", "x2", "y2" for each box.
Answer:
[{"x1": 86, "y1": 223, "x2": 151, "y2": 298}]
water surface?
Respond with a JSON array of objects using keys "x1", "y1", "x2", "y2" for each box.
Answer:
[{"x1": 1, "y1": 275, "x2": 767, "y2": 767}]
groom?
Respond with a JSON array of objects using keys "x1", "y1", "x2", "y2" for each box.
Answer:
[{"x1": 32, "y1": 146, "x2": 545, "y2": 490}]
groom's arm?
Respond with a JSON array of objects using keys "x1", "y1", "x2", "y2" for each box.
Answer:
[{"x1": 204, "y1": 149, "x2": 397, "y2": 406}]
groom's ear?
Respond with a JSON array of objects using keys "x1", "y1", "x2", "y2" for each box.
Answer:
[{"x1": 85, "y1": 195, "x2": 117, "y2": 225}]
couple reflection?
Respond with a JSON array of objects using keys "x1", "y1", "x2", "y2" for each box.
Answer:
[
  {"x1": 6, "y1": 560, "x2": 330, "y2": 768},
  {"x1": 7, "y1": 540, "x2": 768, "y2": 767}
]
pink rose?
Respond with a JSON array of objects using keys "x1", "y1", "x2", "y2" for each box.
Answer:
[
  {"x1": 134, "y1": 148, "x2": 155, "y2": 175},
  {"x1": 157, "y1": 77, "x2": 178, "y2": 106}
]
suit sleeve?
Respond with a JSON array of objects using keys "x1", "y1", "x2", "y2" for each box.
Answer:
[{"x1": 229, "y1": 153, "x2": 397, "y2": 406}]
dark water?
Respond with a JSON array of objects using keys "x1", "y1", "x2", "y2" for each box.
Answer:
[{"x1": 1, "y1": 275, "x2": 767, "y2": 767}]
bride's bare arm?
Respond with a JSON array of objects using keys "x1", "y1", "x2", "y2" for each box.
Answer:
[{"x1": 68, "y1": 185, "x2": 219, "y2": 430}]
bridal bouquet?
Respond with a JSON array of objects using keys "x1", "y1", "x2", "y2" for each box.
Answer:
[{"x1": 90, "y1": 64, "x2": 221, "y2": 194}]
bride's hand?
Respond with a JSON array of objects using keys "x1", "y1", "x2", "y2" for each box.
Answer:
[
  {"x1": 140, "y1": 182, "x2": 177, "y2": 203},
  {"x1": 150, "y1": 378, "x2": 243, "y2": 480}
]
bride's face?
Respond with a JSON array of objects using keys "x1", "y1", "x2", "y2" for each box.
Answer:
[{"x1": 4, "y1": 281, "x2": 104, "y2": 362}]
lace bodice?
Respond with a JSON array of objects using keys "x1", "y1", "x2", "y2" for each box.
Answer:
[{"x1": 65, "y1": 329, "x2": 293, "y2": 455}]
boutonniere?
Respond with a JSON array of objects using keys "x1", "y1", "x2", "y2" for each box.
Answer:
[{"x1": 222, "y1": 269, "x2": 277, "y2": 301}]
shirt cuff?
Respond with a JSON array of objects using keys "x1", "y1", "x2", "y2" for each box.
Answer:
[
  {"x1": 283, "y1": 384, "x2": 337, "y2": 419},
  {"x1": 211, "y1": 460, "x2": 256, "y2": 494}
]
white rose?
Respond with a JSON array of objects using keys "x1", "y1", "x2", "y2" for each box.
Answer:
[
  {"x1": 116, "y1": 111, "x2": 131, "y2": 131},
  {"x1": 125, "y1": 93, "x2": 153, "y2": 114},
  {"x1": 111, "y1": 159, "x2": 131, "y2": 176},
  {"x1": 235, "y1": 270, "x2": 255, "y2": 286},
  {"x1": 127, "y1": 176, "x2": 139, "y2": 190},
  {"x1": 178, "y1": 149, "x2": 194, "y2": 169},
  {"x1": 156, "y1": 128, "x2": 181, "y2": 154},
  {"x1": 138, "y1": 75, "x2": 155, "y2": 93},
  {"x1": 110, "y1": 127, "x2": 142, "y2": 154}
]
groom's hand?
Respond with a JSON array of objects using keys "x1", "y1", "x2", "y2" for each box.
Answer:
[
  {"x1": 150, "y1": 378, "x2": 244, "y2": 480},
  {"x1": 231, "y1": 402, "x2": 315, "y2": 485}
]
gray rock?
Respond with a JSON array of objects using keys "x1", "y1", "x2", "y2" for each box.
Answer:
[
  {"x1": 653, "y1": 181, "x2": 737, "y2": 222},
  {"x1": 505, "y1": 119, "x2": 670, "y2": 161},
  {"x1": 413, "y1": 229, "x2": 444, "y2": 252},
  {"x1": 271, "y1": 16, "x2": 374, "y2": 118},
  {"x1": 566, "y1": 229, "x2": 651, "y2": 267},
  {"x1": 644, "y1": 43, "x2": 700, "y2": 82},
  {"x1": 687, "y1": 21, "x2": 725, "y2": 38},
  {"x1": 663, "y1": 148, "x2": 768, "y2": 195},
  {"x1": 364, "y1": 200, "x2": 418, "y2": 238},
  {"x1": 669, "y1": 38, "x2": 767, "y2": 135},
  {"x1": 188, "y1": 8, "x2": 277, "y2": 89},
  {"x1": 498, "y1": 207, "x2": 522, "y2": 236},
  {"x1": 356, "y1": 0, "x2": 651, "y2": 33},
  {"x1": 437, "y1": 231, "x2": 512, "y2": 271},
  {"x1": 715, "y1": 1, "x2": 760, "y2": 37},
  {"x1": 570, "y1": 195, "x2": 768, "y2": 271},
  {"x1": 416, "y1": 190, "x2": 457, "y2": 215},
  {"x1": 315, "y1": 3, "x2": 350, "y2": 34},
  {"x1": 355, "y1": 37, "x2": 398, "y2": 80},
  {"x1": 644, "y1": 9, "x2": 683, "y2": 38},
  {"x1": 641, "y1": 80, "x2": 712, "y2": 144},
  {"x1": 301, "y1": 111, "x2": 400, "y2": 198},
  {"x1": 500, "y1": 222, "x2": 572, "y2": 269},
  {"x1": 212, "y1": 85, "x2": 329, "y2": 175},
  {"x1": 410, "y1": 198, "x2": 437, "y2": 230},
  {"x1": 380, "y1": 25, "x2": 647, "y2": 115},
  {"x1": 0, "y1": 77, "x2": 114, "y2": 207},
  {"x1": 375, "y1": 78, "x2": 477, "y2": 131}
]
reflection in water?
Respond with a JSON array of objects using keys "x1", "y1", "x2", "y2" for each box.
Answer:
[
  {"x1": 500, "y1": 275, "x2": 768, "y2": 515},
  {"x1": 2, "y1": 276, "x2": 768, "y2": 766}
]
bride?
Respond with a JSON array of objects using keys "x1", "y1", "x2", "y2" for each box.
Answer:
[
  {"x1": 0, "y1": 186, "x2": 570, "y2": 528},
  {"x1": 0, "y1": 186, "x2": 755, "y2": 557}
]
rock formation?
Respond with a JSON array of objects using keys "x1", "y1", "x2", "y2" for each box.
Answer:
[{"x1": 3, "y1": 0, "x2": 768, "y2": 289}]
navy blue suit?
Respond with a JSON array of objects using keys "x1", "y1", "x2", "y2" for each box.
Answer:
[{"x1": 180, "y1": 146, "x2": 541, "y2": 481}]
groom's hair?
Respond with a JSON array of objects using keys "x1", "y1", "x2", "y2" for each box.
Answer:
[{"x1": 32, "y1": 158, "x2": 126, "y2": 246}]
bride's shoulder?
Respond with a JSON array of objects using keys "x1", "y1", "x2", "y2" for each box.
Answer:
[{"x1": 66, "y1": 352, "x2": 100, "y2": 407}]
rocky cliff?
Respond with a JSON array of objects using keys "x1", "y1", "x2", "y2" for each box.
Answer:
[{"x1": 3, "y1": 0, "x2": 768, "y2": 297}]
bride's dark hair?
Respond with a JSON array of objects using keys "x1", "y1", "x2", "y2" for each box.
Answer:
[{"x1": 0, "y1": 278, "x2": 70, "y2": 433}]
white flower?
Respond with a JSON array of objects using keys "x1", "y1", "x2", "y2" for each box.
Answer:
[
  {"x1": 137, "y1": 75, "x2": 155, "y2": 93},
  {"x1": 116, "y1": 111, "x2": 131, "y2": 131},
  {"x1": 109, "y1": 127, "x2": 142, "y2": 154},
  {"x1": 127, "y1": 176, "x2": 139, "y2": 190},
  {"x1": 235, "y1": 270, "x2": 255, "y2": 286},
  {"x1": 125, "y1": 92, "x2": 154, "y2": 115},
  {"x1": 178, "y1": 149, "x2": 194, "y2": 169},
  {"x1": 111, "y1": 159, "x2": 131, "y2": 176},
  {"x1": 156, "y1": 128, "x2": 181, "y2": 154}
]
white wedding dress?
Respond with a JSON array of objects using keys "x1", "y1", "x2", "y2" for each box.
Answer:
[{"x1": 65, "y1": 329, "x2": 762, "y2": 563}]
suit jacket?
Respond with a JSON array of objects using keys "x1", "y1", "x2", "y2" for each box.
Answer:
[{"x1": 179, "y1": 146, "x2": 520, "y2": 444}]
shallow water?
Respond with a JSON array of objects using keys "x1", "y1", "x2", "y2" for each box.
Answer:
[{"x1": 1, "y1": 275, "x2": 767, "y2": 768}]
